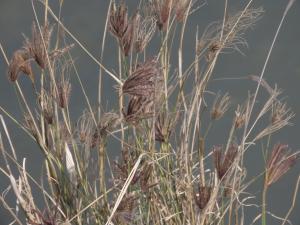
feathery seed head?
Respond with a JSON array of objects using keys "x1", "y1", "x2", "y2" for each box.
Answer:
[
  {"x1": 7, "y1": 49, "x2": 33, "y2": 82},
  {"x1": 122, "y1": 58, "x2": 163, "y2": 97},
  {"x1": 57, "y1": 77, "x2": 71, "y2": 108},
  {"x1": 135, "y1": 16, "x2": 156, "y2": 53},
  {"x1": 265, "y1": 143, "x2": 300, "y2": 186},
  {"x1": 271, "y1": 101, "x2": 293, "y2": 125},
  {"x1": 76, "y1": 110, "x2": 95, "y2": 147},
  {"x1": 123, "y1": 96, "x2": 154, "y2": 123},
  {"x1": 38, "y1": 90, "x2": 54, "y2": 124},
  {"x1": 24, "y1": 22, "x2": 52, "y2": 69},
  {"x1": 211, "y1": 92, "x2": 231, "y2": 120},
  {"x1": 213, "y1": 144, "x2": 238, "y2": 180},
  {"x1": 234, "y1": 104, "x2": 247, "y2": 129},
  {"x1": 175, "y1": 0, "x2": 191, "y2": 22},
  {"x1": 109, "y1": 1, "x2": 129, "y2": 40},
  {"x1": 151, "y1": 0, "x2": 174, "y2": 31},
  {"x1": 121, "y1": 12, "x2": 140, "y2": 56}
]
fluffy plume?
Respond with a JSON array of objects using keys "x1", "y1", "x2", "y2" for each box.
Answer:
[{"x1": 122, "y1": 58, "x2": 163, "y2": 97}]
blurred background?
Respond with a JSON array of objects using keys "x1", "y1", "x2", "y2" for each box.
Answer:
[{"x1": 0, "y1": 0, "x2": 299, "y2": 224}]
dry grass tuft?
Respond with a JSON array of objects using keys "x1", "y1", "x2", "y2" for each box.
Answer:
[{"x1": 0, "y1": 1, "x2": 299, "y2": 225}]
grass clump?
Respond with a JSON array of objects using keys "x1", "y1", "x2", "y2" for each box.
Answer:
[{"x1": 0, "y1": 0, "x2": 299, "y2": 225}]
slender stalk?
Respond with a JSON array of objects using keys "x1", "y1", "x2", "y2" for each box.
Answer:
[{"x1": 261, "y1": 182, "x2": 268, "y2": 225}]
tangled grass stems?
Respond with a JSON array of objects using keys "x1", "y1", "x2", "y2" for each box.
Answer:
[{"x1": 0, "y1": 0, "x2": 299, "y2": 225}]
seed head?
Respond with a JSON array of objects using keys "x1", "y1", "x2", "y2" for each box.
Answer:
[
  {"x1": 122, "y1": 58, "x2": 163, "y2": 98},
  {"x1": 76, "y1": 110, "x2": 95, "y2": 147},
  {"x1": 98, "y1": 112, "x2": 120, "y2": 136},
  {"x1": 38, "y1": 90, "x2": 54, "y2": 124},
  {"x1": 57, "y1": 77, "x2": 71, "y2": 108},
  {"x1": 213, "y1": 144, "x2": 238, "y2": 180},
  {"x1": 255, "y1": 101, "x2": 294, "y2": 141},
  {"x1": 194, "y1": 185, "x2": 212, "y2": 210},
  {"x1": 271, "y1": 101, "x2": 293, "y2": 125},
  {"x1": 151, "y1": 0, "x2": 174, "y2": 31},
  {"x1": 175, "y1": 0, "x2": 191, "y2": 22},
  {"x1": 135, "y1": 16, "x2": 156, "y2": 53},
  {"x1": 24, "y1": 22, "x2": 52, "y2": 69},
  {"x1": 211, "y1": 92, "x2": 231, "y2": 120},
  {"x1": 265, "y1": 143, "x2": 300, "y2": 186},
  {"x1": 234, "y1": 104, "x2": 247, "y2": 129},
  {"x1": 109, "y1": 1, "x2": 129, "y2": 40},
  {"x1": 121, "y1": 13, "x2": 140, "y2": 56},
  {"x1": 7, "y1": 49, "x2": 33, "y2": 82},
  {"x1": 123, "y1": 96, "x2": 154, "y2": 123}
]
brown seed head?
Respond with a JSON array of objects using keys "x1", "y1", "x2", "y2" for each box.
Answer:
[
  {"x1": 213, "y1": 144, "x2": 238, "y2": 180},
  {"x1": 8, "y1": 49, "x2": 33, "y2": 82},
  {"x1": 38, "y1": 90, "x2": 54, "y2": 124},
  {"x1": 152, "y1": 0, "x2": 174, "y2": 31},
  {"x1": 109, "y1": 1, "x2": 129, "y2": 40},
  {"x1": 57, "y1": 77, "x2": 71, "y2": 108},
  {"x1": 24, "y1": 22, "x2": 52, "y2": 69},
  {"x1": 211, "y1": 92, "x2": 231, "y2": 120},
  {"x1": 121, "y1": 12, "x2": 140, "y2": 56},
  {"x1": 122, "y1": 58, "x2": 163, "y2": 98},
  {"x1": 265, "y1": 143, "x2": 300, "y2": 186},
  {"x1": 234, "y1": 104, "x2": 246, "y2": 129},
  {"x1": 123, "y1": 96, "x2": 154, "y2": 123},
  {"x1": 175, "y1": 0, "x2": 191, "y2": 22},
  {"x1": 194, "y1": 185, "x2": 212, "y2": 210},
  {"x1": 271, "y1": 101, "x2": 293, "y2": 125}
]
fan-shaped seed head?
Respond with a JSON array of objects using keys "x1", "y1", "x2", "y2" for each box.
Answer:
[
  {"x1": 122, "y1": 58, "x2": 163, "y2": 98},
  {"x1": 265, "y1": 143, "x2": 300, "y2": 186},
  {"x1": 109, "y1": 1, "x2": 129, "y2": 40}
]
